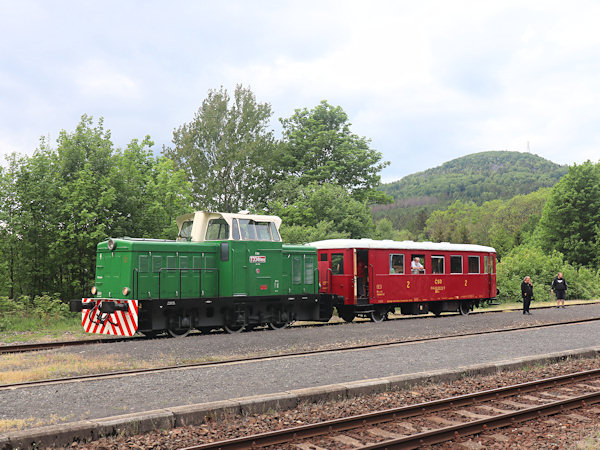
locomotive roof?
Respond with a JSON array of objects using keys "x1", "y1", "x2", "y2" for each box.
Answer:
[{"x1": 308, "y1": 239, "x2": 495, "y2": 253}]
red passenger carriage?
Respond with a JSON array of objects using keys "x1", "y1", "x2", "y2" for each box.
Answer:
[{"x1": 311, "y1": 239, "x2": 497, "y2": 322}]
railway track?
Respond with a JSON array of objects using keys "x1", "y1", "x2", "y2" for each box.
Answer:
[
  {"x1": 182, "y1": 368, "x2": 600, "y2": 449},
  {"x1": 1, "y1": 303, "x2": 596, "y2": 356},
  {"x1": 2, "y1": 316, "x2": 600, "y2": 390}
]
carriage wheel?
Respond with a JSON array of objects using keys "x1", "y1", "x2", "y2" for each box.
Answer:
[
  {"x1": 370, "y1": 308, "x2": 387, "y2": 323},
  {"x1": 458, "y1": 301, "x2": 471, "y2": 315}
]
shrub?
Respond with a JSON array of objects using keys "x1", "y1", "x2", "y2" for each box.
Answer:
[{"x1": 497, "y1": 245, "x2": 600, "y2": 302}]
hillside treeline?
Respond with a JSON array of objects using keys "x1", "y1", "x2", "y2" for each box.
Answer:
[
  {"x1": 416, "y1": 161, "x2": 600, "y2": 301},
  {"x1": 373, "y1": 151, "x2": 568, "y2": 236},
  {"x1": 0, "y1": 86, "x2": 388, "y2": 300}
]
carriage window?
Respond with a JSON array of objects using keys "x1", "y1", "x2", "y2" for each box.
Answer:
[
  {"x1": 450, "y1": 255, "x2": 462, "y2": 274},
  {"x1": 389, "y1": 254, "x2": 404, "y2": 274},
  {"x1": 484, "y1": 255, "x2": 489, "y2": 274},
  {"x1": 320, "y1": 253, "x2": 328, "y2": 261},
  {"x1": 468, "y1": 256, "x2": 480, "y2": 273},
  {"x1": 205, "y1": 219, "x2": 229, "y2": 240},
  {"x1": 431, "y1": 256, "x2": 444, "y2": 274},
  {"x1": 331, "y1": 253, "x2": 344, "y2": 274},
  {"x1": 232, "y1": 219, "x2": 240, "y2": 240},
  {"x1": 410, "y1": 254, "x2": 425, "y2": 274}
]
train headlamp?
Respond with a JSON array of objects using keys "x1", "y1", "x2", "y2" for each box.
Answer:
[
  {"x1": 91, "y1": 286, "x2": 97, "y2": 295},
  {"x1": 122, "y1": 287, "x2": 130, "y2": 296},
  {"x1": 107, "y1": 239, "x2": 116, "y2": 250}
]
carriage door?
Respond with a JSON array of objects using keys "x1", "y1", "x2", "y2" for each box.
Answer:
[{"x1": 331, "y1": 250, "x2": 354, "y2": 305}]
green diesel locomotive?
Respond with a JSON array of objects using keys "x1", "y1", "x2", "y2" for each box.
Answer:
[{"x1": 70, "y1": 211, "x2": 334, "y2": 337}]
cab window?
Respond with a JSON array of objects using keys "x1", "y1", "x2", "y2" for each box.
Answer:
[
  {"x1": 232, "y1": 219, "x2": 240, "y2": 240},
  {"x1": 178, "y1": 220, "x2": 193, "y2": 241},
  {"x1": 205, "y1": 219, "x2": 229, "y2": 240}
]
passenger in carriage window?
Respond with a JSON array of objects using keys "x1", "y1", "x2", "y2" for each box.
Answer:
[{"x1": 411, "y1": 256, "x2": 424, "y2": 274}]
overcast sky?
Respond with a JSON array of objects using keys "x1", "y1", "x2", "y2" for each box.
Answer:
[{"x1": 1, "y1": 0, "x2": 599, "y2": 182}]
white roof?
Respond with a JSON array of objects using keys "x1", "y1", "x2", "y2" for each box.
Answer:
[{"x1": 308, "y1": 238, "x2": 495, "y2": 253}]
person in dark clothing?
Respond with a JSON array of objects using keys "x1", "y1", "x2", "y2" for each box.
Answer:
[
  {"x1": 521, "y1": 276, "x2": 533, "y2": 315},
  {"x1": 551, "y1": 272, "x2": 568, "y2": 308}
]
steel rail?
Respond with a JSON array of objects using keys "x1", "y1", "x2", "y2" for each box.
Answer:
[
  {"x1": 1, "y1": 302, "x2": 598, "y2": 355},
  {"x1": 3, "y1": 317, "x2": 600, "y2": 391},
  {"x1": 181, "y1": 368, "x2": 600, "y2": 449}
]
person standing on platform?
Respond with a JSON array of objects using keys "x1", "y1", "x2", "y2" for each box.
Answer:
[
  {"x1": 521, "y1": 276, "x2": 534, "y2": 315},
  {"x1": 551, "y1": 272, "x2": 568, "y2": 308}
]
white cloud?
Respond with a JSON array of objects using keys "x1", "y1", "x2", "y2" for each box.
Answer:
[{"x1": 1, "y1": 0, "x2": 600, "y2": 176}]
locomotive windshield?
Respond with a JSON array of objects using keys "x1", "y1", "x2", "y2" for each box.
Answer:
[{"x1": 237, "y1": 219, "x2": 281, "y2": 241}]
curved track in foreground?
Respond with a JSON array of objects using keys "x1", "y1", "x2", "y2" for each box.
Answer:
[
  {"x1": 2, "y1": 316, "x2": 600, "y2": 390},
  {"x1": 183, "y1": 368, "x2": 600, "y2": 449},
  {"x1": 1, "y1": 303, "x2": 596, "y2": 355}
]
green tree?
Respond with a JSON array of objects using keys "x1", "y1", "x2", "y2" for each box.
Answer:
[
  {"x1": 272, "y1": 183, "x2": 375, "y2": 243},
  {"x1": 165, "y1": 85, "x2": 276, "y2": 212},
  {"x1": 536, "y1": 161, "x2": 600, "y2": 268},
  {"x1": 279, "y1": 100, "x2": 390, "y2": 204}
]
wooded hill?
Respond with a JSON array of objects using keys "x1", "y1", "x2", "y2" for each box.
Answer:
[{"x1": 373, "y1": 151, "x2": 568, "y2": 234}]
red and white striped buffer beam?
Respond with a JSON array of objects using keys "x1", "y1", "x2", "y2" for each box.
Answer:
[{"x1": 81, "y1": 298, "x2": 139, "y2": 336}]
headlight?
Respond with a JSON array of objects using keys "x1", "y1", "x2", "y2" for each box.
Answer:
[
  {"x1": 107, "y1": 239, "x2": 116, "y2": 250},
  {"x1": 122, "y1": 287, "x2": 130, "y2": 296},
  {"x1": 91, "y1": 286, "x2": 97, "y2": 295}
]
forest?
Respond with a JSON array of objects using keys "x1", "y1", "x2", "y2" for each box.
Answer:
[{"x1": 1, "y1": 84, "x2": 600, "y2": 308}]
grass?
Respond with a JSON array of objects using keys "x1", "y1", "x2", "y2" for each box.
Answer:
[
  {"x1": 0, "y1": 351, "x2": 162, "y2": 385},
  {"x1": 0, "y1": 314, "x2": 90, "y2": 344}
]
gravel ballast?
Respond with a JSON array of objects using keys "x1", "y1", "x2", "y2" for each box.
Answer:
[{"x1": 2, "y1": 303, "x2": 600, "y2": 448}]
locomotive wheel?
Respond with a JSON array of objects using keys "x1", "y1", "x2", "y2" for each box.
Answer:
[
  {"x1": 268, "y1": 321, "x2": 290, "y2": 330},
  {"x1": 458, "y1": 301, "x2": 471, "y2": 315},
  {"x1": 168, "y1": 326, "x2": 191, "y2": 338},
  {"x1": 338, "y1": 307, "x2": 355, "y2": 323},
  {"x1": 223, "y1": 323, "x2": 244, "y2": 334},
  {"x1": 370, "y1": 308, "x2": 387, "y2": 323}
]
